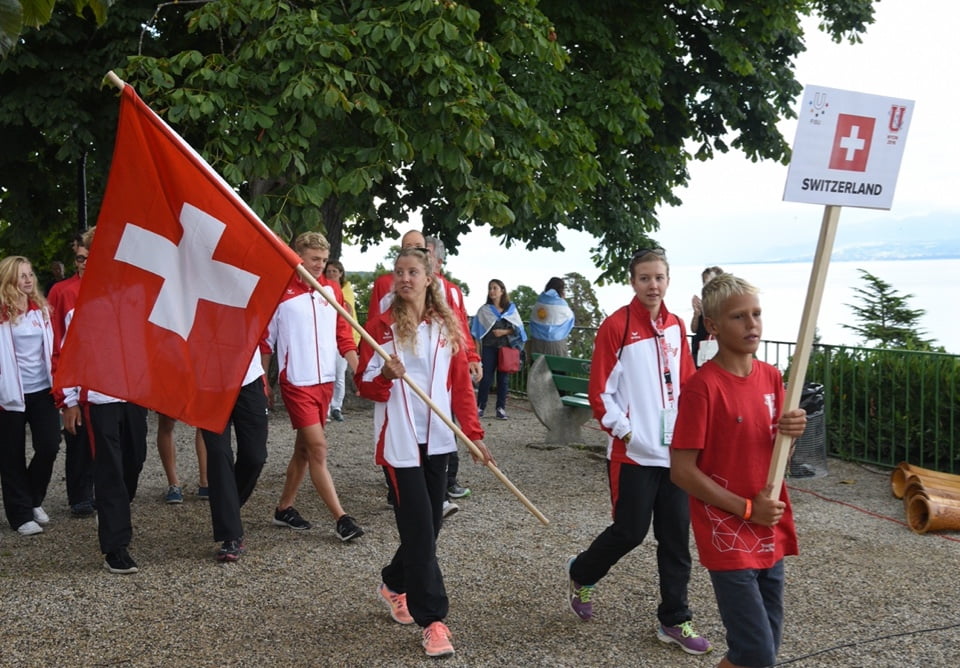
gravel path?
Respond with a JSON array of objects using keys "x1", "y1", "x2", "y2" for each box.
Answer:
[{"x1": 2, "y1": 394, "x2": 959, "y2": 666}]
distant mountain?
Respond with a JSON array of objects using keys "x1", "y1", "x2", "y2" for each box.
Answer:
[{"x1": 753, "y1": 211, "x2": 960, "y2": 263}]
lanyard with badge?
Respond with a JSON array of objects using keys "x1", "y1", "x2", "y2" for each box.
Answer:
[{"x1": 651, "y1": 316, "x2": 677, "y2": 446}]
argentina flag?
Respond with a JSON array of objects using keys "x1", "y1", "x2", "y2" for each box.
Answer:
[{"x1": 529, "y1": 289, "x2": 575, "y2": 342}]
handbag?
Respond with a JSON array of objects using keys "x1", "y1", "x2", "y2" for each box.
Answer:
[
  {"x1": 697, "y1": 338, "x2": 719, "y2": 367},
  {"x1": 497, "y1": 346, "x2": 521, "y2": 373}
]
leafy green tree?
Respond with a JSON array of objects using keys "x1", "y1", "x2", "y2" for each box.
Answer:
[
  {"x1": 563, "y1": 271, "x2": 605, "y2": 358},
  {"x1": 348, "y1": 267, "x2": 379, "y2": 323},
  {"x1": 842, "y1": 269, "x2": 937, "y2": 350},
  {"x1": 0, "y1": 1, "x2": 192, "y2": 267},
  {"x1": 510, "y1": 284, "x2": 538, "y2": 321},
  {"x1": 2, "y1": 1, "x2": 877, "y2": 281},
  {"x1": 0, "y1": 0, "x2": 112, "y2": 58}
]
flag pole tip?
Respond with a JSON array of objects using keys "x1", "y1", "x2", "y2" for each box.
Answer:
[{"x1": 105, "y1": 71, "x2": 126, "y2": 91}]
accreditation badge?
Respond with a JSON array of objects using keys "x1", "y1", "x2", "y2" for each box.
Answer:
[{"x1": 661, "y1": 407, "x2": 677, "y2": 446}]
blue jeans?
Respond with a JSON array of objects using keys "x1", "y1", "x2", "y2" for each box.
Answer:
[
  {"x1": 710, "y1": 561, "x2": 785, "y2": 667},
  {"x1": 477, "y1": 345, "x2": 509, "y2": 411}
]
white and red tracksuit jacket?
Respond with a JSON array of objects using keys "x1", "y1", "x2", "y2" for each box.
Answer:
[
  {"x1": 0, "y1": 302, "x2": 54, "y2": 412},
  {"x1": 355, "y1": 313, "x2": 483, "y2": 469},
  {"x1": 588, "y1": 298, "x2": 694, "y2": 467},
  {"x1": 261, "y1": 274, "x2": 357, "y2": 387}
]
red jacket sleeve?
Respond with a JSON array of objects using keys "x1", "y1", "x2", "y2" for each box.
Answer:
[
  {"x1": 354, "y1": 315, "x2": 394, "y2": 402},
  {"x1": 446, "y1": 280, "x2": 480, "y2": 364},
  {"x1": 587, "y1": 306, "x2": 627, "y2": 434},
  {"x1": 674, "y1": 315, "x2": 696, "y2": 387},
  {"x1": 450, "y1": 342, "x2": 484, "y2": 440}
]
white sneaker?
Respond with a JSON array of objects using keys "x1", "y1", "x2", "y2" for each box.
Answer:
[
  {"x1": 33, "y1": 506, "x2": 50, "y2": 525},
  {"x1": 17, "y1": 520, "x2": 43, "y2": 536},
  {"x1": 442, "y1": 500, "x2": 459, "y2": 518}
]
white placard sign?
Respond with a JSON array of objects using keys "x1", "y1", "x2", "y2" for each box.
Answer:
[{"x1": 783, "y1": 85, "x2": 914, "y2": 210}]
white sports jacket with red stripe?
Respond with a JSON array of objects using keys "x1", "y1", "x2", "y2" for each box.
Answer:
[{"x1": 588, "y1": 298, "x2": 694, "y2": 467}]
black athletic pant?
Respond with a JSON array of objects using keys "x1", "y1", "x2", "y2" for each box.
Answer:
[
  {"x1": 201, "y1": 379, "x2": 268, "y2": 543},
  {"x1": 381, "y1": 446, "x2": 450, "y2": 627},
  {"x1": 446, "y1": 451, "x2": 460, "y2": 488},
  {"x1": 87, "y1": 402, "x2": 148, "y2": 554},
  {"x1": 0, "y1": 389, "x2": 61, "y2": 529},
  {"x1": 64, "y1": 424, "x2": 94, "y2": 507},
  {"x1": 570, "y1": 462, "x2": 694, "y2": 627}
]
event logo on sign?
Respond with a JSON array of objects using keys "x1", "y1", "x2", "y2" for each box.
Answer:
[
  {"x1": 887, "y1": 105, "x2": 907, "y2": 146},
  {"x1": 828, "y1": 113, "x2": 875, "y2": 172}
]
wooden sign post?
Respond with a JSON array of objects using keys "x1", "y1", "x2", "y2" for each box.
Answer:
[
  {"x1": 771, "y1": 84, "x2": 915, "y2": 496},
  {"x1": 767, "y1": 205, "x2": 840, "y2": 497}
]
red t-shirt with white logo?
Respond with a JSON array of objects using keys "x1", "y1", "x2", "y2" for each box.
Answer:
[{"x1": 672, "y1": 360, "x2": 798, "y2": 571}]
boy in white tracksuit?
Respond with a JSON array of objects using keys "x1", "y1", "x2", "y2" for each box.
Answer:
[{"x1": 260, "y1": 231, "x2": 361, "y2": 539}]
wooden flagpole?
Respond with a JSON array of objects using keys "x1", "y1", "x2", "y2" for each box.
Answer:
[
  {"x1": 767, "y1": 204, "x2": 842, "y2": 497},
  {"x1": 102, "y1": 71, "x2": 548, "y2": 525},
  {"x1": 295, "y1": 266, "x2": 549, "y2": 525}
]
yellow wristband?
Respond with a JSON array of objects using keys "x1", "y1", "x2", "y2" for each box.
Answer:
[{"x1": 743, "y1": 498, "x2": 753, "y2": 521}]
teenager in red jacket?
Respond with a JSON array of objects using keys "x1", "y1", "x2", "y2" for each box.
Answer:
[
  {"x1": 356, "y1": 247, "x2": 494, "y2": 659},
  {"x1": 565, "y1": 247, "x2": 712, "y2": 656}
]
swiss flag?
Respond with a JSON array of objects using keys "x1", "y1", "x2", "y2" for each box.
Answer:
[
  {"x1": 54, "y1": 84, "x2": 302, "y2": 432},
  {"x1": 828, "y1": 113, "x2": 875, "y2": 172}
]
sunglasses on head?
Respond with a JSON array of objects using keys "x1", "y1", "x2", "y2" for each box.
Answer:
[{"x1": 632, "y1": 247, "x2": 665, "y2": 259}]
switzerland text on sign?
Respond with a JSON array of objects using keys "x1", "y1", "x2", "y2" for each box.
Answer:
[{"x1": 783, "y1": 85, "x2": 914, "y2": 210}]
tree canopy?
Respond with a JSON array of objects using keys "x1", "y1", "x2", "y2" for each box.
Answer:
[
  {"x1": 1, "y1": 0, "x2": 877, "y2": 282},
  {"x1": 0, "y1": 0, "x2": 113, "y2": 57}
]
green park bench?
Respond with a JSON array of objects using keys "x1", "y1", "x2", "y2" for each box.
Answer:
[{"x1": 526, "y1": 354, "x2": 594, "y2": 444}]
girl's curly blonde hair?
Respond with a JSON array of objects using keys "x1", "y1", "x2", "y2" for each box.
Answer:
[
  {"x1": 389, "y1": 248, "x2": 462, "y2": 354},
  {"x1": 0, "y1": 256, "x2": 48, "y2": 324}
]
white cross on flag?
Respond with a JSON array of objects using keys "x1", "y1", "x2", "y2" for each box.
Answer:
[{"x1": 54, "y1": 85, "x2": 302, "y2": 431}]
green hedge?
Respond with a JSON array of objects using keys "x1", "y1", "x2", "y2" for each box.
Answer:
[{"x1": 807, "y1": 345, "x2": 960, "y2": 472}]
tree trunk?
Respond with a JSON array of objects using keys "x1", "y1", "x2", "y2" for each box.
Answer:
[{"x1": 323, "y1": 196, "x2": 344, "y2": 260}]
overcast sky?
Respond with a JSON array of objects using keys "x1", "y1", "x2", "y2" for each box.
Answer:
[{"x1": 340, "y1": 0, "x2": 960, "y2": 315}]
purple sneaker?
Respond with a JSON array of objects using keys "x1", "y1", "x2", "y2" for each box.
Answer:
[
  {"x1": 566, "y1": 557, "x2": 595, "y2": 621},
  {"x1": 657, "y1": 621, "x2": 712, "y2": 655}
]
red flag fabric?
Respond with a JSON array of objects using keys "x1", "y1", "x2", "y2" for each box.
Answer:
[{"x1": 54, "y1": 84, "x2": 301, "y2": 432}]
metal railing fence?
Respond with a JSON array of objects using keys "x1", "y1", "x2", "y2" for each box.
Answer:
[{"x1": 505, "y1": 328, "x2": 960, "y2": 473}]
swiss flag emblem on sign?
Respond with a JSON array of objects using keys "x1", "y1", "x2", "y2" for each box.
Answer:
[
  {"x1": 828, "y1": 113, "x2": 876, "y2": 172},
  {"x1": 54, "y1": 85, "x2": 301, "y2": 432}
]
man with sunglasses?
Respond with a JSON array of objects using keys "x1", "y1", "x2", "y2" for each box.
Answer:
[
  {"x1": 565, "y1": 247, "x2": 711, "y2": 656},
  {"x1": 47, "y1": 234, "x2": 96, "y2": 518}
]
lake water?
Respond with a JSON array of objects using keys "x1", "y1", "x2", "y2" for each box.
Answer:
[{"x1": 594, "y1": 258, "x2": 960, "y2": 354}]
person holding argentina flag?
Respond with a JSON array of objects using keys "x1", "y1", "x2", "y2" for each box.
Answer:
[
  {"x1": 471, "y1": 279, "x2": 527, "y2": 420},
  {"x1": 528, "y1": 277, "x2": 575, "y2": 357}
]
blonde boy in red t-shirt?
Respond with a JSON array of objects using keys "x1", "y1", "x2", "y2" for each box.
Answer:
[{"x1": 670, "y1": 273, "x2": 807, "y2": 668}]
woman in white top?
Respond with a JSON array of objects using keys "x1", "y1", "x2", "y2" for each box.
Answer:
[
  {"x1": 0, "y1": 256, "x2": 60, "y2": 536},
  {"x1": 357, "y1": 247, "x2": 494, "y2": 659}
]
